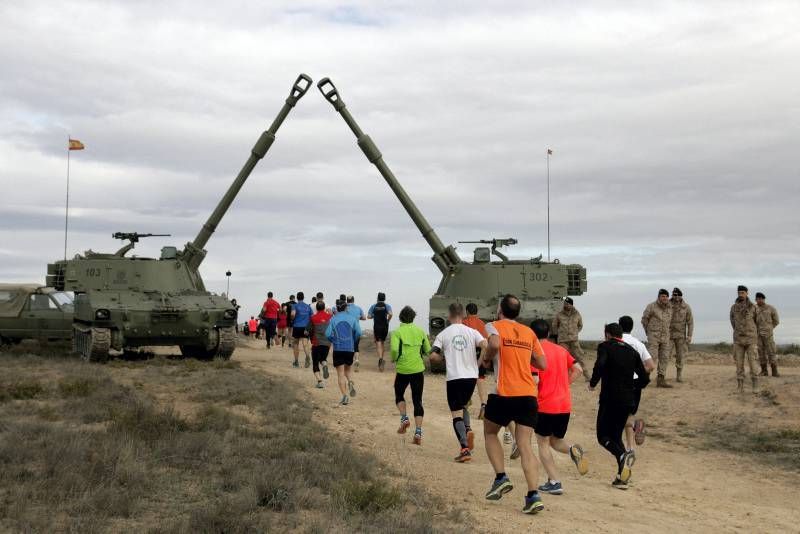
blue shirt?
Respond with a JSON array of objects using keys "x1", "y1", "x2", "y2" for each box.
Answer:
[
  {"x1": 292, "y1": 301, "x2": 313, "y2": 328},
  {"x1": 368, "y1": 302, "x2": 393, "y2": 316},
  {"x1": 325, "y1": 313, "x2": 361, "y2": 352},
  {"x1": 346, "y1": 304, "x2": 365, "y2": 321}
]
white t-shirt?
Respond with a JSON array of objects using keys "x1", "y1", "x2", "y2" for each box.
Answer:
[
  {"x1": 433, "y1": 323, "x2": 486, "y2": 380},
  {"x1": 623, "y1": 333, "x2": 652, "y2": 378}
]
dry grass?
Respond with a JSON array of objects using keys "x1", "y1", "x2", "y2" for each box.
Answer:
[{"x1": 0, "y1": 350, "x2": 462, "y2": 533}]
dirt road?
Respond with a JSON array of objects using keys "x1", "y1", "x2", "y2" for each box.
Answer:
[{"x1": 235, "y1": 340, "x2": 799, "y2": 533}]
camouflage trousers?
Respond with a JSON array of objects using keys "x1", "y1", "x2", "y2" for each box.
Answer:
[
  {"x1": 648, "y1": 340, "x2": 671, "y2": 378},
  {"x1": 733, "y1": 342, "x2": 759, "y2": 380},
  {"x1": 670, "y1": 338, "x2": 687, "y2": 371},
  {"x1": 757, "y1": 333, "x2": 777, "y2": 366},
  {"x1": 559, "y1": 341, "x2": 590, "y2": 378}
]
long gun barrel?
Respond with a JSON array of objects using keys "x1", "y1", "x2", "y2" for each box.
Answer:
[
  {"x1": 317, "y1": 77, "x2": 461, "y2": 274},
  {"x1": 184, "y1": 74, "x2": 312, "y2": 269}
]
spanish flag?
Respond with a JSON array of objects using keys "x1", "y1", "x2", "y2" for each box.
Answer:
[{"x1": 68, "y1": 139, "x2": 85, "y2": 151}]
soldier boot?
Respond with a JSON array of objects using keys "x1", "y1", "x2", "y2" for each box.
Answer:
[
  {"x1": 771, "y1": 363, "x2": 780, "y2": 377},
  {"x1": 751, "y1": 376, "x2": 758, "y2": 393},
  {"x1": 737, "y1": 378, "x2": 744, "y2": 393},
  {"x1": 656, "y1": 375, "x2": 673, "y2": 388},
  {"x1": 759, "y1": 363, "x2": 768, "y2": 377},
  {"x1": 676, "y1": 368, "x2": 683, "y2": 383}
]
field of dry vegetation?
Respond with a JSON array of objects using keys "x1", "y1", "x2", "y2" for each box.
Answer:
[{"x1": 0, "y1": 344, "x2": 463, "y2": 533}]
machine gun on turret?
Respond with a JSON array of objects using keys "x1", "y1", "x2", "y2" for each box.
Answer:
[
  {"x1": 112, "y1": 232, "x2": 171, "y2": 257},
  {"x1": 458, "y1": 238, "x2": 518, "y2": 262}
]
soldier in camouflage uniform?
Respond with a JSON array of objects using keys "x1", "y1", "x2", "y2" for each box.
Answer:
[
  {"x1": 669, "y1": 288, "x2": 694, "y2": 383},
  {"x1": 754, "y1": 292, "x2": 780, "y2": 377},
  {"x1": 641, "y1": 289, "x2": 674, "y2": 388},
  {"x1": 730, "y1": 285, "x2": 759, "y2": 393},
  {"x1": 553, "y1": 297, "x2": 590, "y2": 379}
]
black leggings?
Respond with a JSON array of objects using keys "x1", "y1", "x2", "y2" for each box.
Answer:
[
  {"x1": 311, "y1": 345, "x2": 329, "y2": 373},
  {"x1": 394, "y1": 372, "x2": 424, "y2": 417},
  {"x1": 596, "y1": 402, "x2": 632, "y2": 471}
]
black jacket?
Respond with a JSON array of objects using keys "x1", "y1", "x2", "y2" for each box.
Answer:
[{"x1": 590, "y1": 338, "x2": 650, "y2": 406}]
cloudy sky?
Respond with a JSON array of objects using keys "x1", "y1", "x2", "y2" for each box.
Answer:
[{"x1": 1, "y1": 1, "x2": 798, "y2": 342}]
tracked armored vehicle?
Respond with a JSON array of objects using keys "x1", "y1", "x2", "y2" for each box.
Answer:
[
  {"x1": 317, "y1": 78, "x2": 586, "y2": 336},
  {"x1": 47, "y1": 74, "x2": 312, "y2": 361}
]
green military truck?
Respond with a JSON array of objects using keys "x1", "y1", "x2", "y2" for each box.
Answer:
[{"x1": 0, "y1": 283, "x2": 74, "y2": 345}]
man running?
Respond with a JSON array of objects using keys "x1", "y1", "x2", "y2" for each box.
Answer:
[
  {"x1": 247, "y1": 316, "x2": 258, "y2": 339},
  {"x1": 368, "y1": 292, "x2": 393, "y2": 372},
  {"x1": 429, "y1": 303, "x2": 487, "y2": 462},
  {"x1": 619, "y1": 315, "x2": 655, "y2": 455},
  {"x1": 282, "y1": 295, "x2": 296, "y2": 348},
  {"x1": 529, "y1": 319, "x2": 588, "y2": 495},
  {"x1": 346, "y1": 296, "x2": 366, "y2": 372},
  {"x1": 481, "y1": 294, "x2": 548, "y2": 515},
  {"x1": 291, "y1": 292, "x2": 313, "y2": 369},
  {"x1": 277, "y1": 307, "x2": 288, "y2": 347},
  {"x1": 463, "y1": 302, "x2": 490, "y2": 420},
  {"x1": 589, "y1": 323, "x2": 650, "y2": 490},
  {"x1": 261, "y1": 292, "x2": 281, "y2": 349},
  {"x1": 310, "y1": 301, "x2": 333, "y2": 388},
  {"x1": 326, "y1": 299, "x2": 361, "y2": 405},
  {"x1": 391, "y1": 306, "x2": 431, "y2": 445}
]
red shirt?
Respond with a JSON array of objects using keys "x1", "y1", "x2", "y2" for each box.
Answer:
[
  {"x1": 309, "y1": 310, "x2": 333, "y2": 346},
  {"x1": 262, "y1": 298, "x2": 280, "y2": 319},
  {"x1": 536, "y1": 340, "x2": 576, "y2": 414},
  {"x1": 248, "y1": 319, "x2": 258, "y2": 332},
  {"x1": 463, "y1": 315, "x2": 488, "y2": 338},
  {"x1": 277, "y1": 311, "x2": 287, "y2": 328}
]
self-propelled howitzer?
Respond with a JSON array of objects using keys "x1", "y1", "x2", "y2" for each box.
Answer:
[
  {"x1": 317, "y1": 78, "x2": 586, "y2": 335},
  {"x1": 47, "y1": 74, "x2": 312, "y2": 361}
]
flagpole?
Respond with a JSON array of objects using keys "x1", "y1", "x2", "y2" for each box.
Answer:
[
  {"x1": 546, "y1": 149, "x2": 551, "y2": 262},
  {"x1": 64, "y1": 136, "x2": 70, "y2": 260}
]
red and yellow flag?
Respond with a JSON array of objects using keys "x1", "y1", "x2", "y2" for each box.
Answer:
[{"x1": 68, "y1": 139, "x2": 85, "y2": 151}]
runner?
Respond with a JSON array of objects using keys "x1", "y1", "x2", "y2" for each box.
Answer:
[
  {"x1": 325, "y1": 299, "x2": 361, "y2": 405},
  {"x1": 277, "y1": 307, "x2": 288, "y2": 347},
  {"x1": 390, "y1": 305, "x2": 431, "y2": 445},
  {"x1": 480, "y1": 294, "x2": 548, "y2": 514},
  {"x1": 346, "y1": 296, "x2": 366, "y2": 372},
  {"x1": 619, "y1": 315, "x2": 655, "y2": 454},
  {"x1": 282, "y1": 295, "x2": 296, "y2": 348},
  {"x1": 261, "y1": 292, "x2": 281, "y2": 349},
  {"x1": 368, "y1": 292, "x2": 393, "y2": 372},
  {"x1": 291, "y1": 292, "x2": 313, "y2": 369},
  {"x1": 247, "y1": 316, "x2": 258, "y2": 339},
  {"x1": 310, "y1": 301, "x2": 333, "y2": 388},
  {"x1": 463, "y1": 303, "x2": 490, "y2": 419},
  {"x1": 589, "y1": 323, "x2": 650, "y2": 490},
  {"x1": 529, "y1": 319, "x2": 589, "y2": 495},
  {"x1": 429, "y1": 302, "x2": 487, "y2": 462}
]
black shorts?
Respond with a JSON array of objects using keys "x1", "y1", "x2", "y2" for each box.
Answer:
[
  {"x1": 446, "y1": 378, "x2": 477, "y2": 411},
  {"x1": 292, "y1": 326, "x2": 308, "y2": 339},
  {"x1": 333, "y1": 351, "x2": 354, "y2": 368},
  {"x1": 374, "y1": 324, "x2": 389, "y2": 342},
  {"x1": 631, "y1": 388, "x2": 642, "y2": 416},
  {"x1": 484, "y1": 394, "x2": 538, "y2": 429},
  {"x1": 312, "y1": 345, "x2": 329, "y2": 361},
  {"x1": 535, "y1": 413, "x2": 570, "y2": 439}
]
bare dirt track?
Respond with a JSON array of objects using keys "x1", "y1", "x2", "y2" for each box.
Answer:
[{"x1": 235, "y1": 339, "x2": 800, "y2": 533}]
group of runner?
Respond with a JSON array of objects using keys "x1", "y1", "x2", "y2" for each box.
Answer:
[{"x1": 258, "y1": 290, "x2": 653, "y2": 515}]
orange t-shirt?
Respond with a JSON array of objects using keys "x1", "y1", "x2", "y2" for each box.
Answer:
[
  {"x1": 463, "y1": 315, "x2": 488, "y2": 338},
  {"x1": 486, "y1": 319, "x2": 544, "y2": 397},
  {"x1": 248, "y1": 319, "x2": 258, "y2": 332},
  {"x1": 536, "y1": 340, "x2": 576, "y2": 413}
]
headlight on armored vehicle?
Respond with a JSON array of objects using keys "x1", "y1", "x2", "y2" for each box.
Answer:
[
  {"x1": 430, "y1": 317, "x2": 446, "y2": 330},
  {"x1": 95, "y1": 309, "x2": 110, "y2": 320},
  {"x1": 223, "y1": 309, "x2": 237, "y2": 320}
]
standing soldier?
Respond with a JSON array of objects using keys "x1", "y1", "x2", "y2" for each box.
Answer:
[
  {"x1": 669, "y1": 288, "x2": 694, "y2": 383},
  {"x1": 730, "y1": 285, "x2": 759, "y2": 393},
  {"x1": 641, "y1": 289, "x2": 674, "y2": 388},
  {"x1": 755, "y1": 292, "x2": 780, "y2": 377},
  {"x1": 553, "y1": 297, "x2": 589, "y2": 380}
]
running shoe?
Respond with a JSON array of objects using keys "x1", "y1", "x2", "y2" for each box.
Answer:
[
  {"x1": 413, "y1": 430, "x2": 423, "y2": 445},
  {"x1": 503, "y1": 431, "x2": 513, "y2": 445},
  {"x1": 292, "y1": 360, "x2": 299, "y2": 368},
  {"x1": 569, "y1": 444, "x2": 589, "y2": 475},
  {"x1": 354, "y1": 360, "x2": 360, "y2": 372},
  {"x1": 522, "y1": 493, "x2": 544, "y2": 514},
  {"x1": 538, "y1": 480, "x2": 563, "y2": 495},
  {"x1": 485, "y1": 476, "x2": 513, "y2": 500},
  {"x1": 466, "y1": 430, "x2": 475, "y2": 451},
  {"x1": 378, "y1": 358, "x2": 385, "y2": 372},
  {"x1": 454, "y1": 448, "x2": 472, "y2": 463},
  {"x1": 315, "y1": 381, "x2": 324, "y2": 389},
  {"x1": 397, "y1": 417, "x2": 410, "y2": 434},
  {"x1": 322, "y1": 363, "x2": 330, "y2": 380},
  {"x1": 510, "y1": 443, "x2": 520, "y2": 460},
  {"x1": 633, "y1": 419, "x2": 646, "y2": 445},
  {"x1": 611, "y1": 477, "x2": 628, "y2": 490},
  {"x1": 304, "y1": 354, "x2": 310, "y2": 368},
  {"x1": 340, "y1": 395, "x2": 349, "y2": 406},
  {"x1": 478, "y1": 403, "x2": 486, "y2": 420},
  {"x1": 626, "y1": 449, "x2": 636, "y2": 468},
  {"x1": 619, "y1": 450, "x2": 634, "y2": 483},
  {"x1": 348, "y1": 380, "x2": 356, "y2": 398}
]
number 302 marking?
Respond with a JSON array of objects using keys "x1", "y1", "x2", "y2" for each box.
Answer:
[{"x1": 528, "y1": 273, "x2": 549, "y2": 282}]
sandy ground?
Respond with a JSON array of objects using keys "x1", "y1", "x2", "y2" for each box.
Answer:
[{"x1": 232, "y1": 338, "x2": 799, "y2": 533}]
